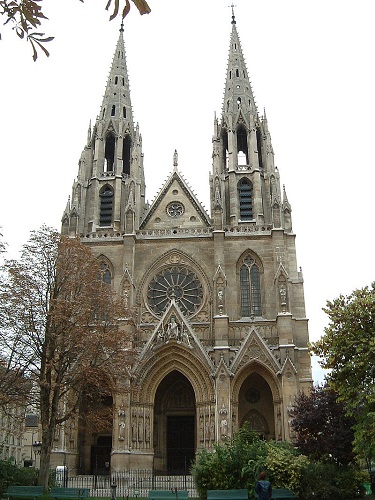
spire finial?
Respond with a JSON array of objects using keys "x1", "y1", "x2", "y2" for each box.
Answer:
[
  {"x1": 120, "y1": 22, "x2": 124, "y2": 33},
  {"x1": 229, "y1": 3, "x2": 237, "y2": 24}
]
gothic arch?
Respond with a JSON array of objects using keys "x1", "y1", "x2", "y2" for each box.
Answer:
[
  {"x1": 99, "y1": 184, "x2": 114, "y2": 226},
  {"x1": 132, "y1": 344, "x2": 214, "y2": 405},
  {"x1": 232, "y1": 360, "x2": 281, "y2": 404},
  {"x1": 236, "y1": 250, "x2": 264, "y2": 318},
  {"x1": 97, "y1": 254, "x2": 114, "y2": 285}
]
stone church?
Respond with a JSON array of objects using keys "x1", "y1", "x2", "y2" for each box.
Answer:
[{"x1": 60, "y1": 11, "x2": 312, "y2": 474}]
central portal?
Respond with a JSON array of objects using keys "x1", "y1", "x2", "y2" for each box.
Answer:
[{"x1": 154, "y1": 371, "x2": 196, "y2": 474}]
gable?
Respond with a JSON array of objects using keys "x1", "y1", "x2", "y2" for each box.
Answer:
[{"x1": 140, "y1": 172, "x2": 211, "y2": 230}]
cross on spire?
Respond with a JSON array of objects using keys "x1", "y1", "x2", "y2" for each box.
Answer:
[{"x1": 229, "y1": 3, "x2": 237, "y2": 24}]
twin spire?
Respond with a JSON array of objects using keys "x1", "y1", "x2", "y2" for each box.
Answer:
[{"x1": 98, "y1": 24, "x2": 134, "y2": 130}]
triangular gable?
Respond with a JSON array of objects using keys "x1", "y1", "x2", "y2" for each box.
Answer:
[
  {"x1": 140, "y1": 170, "x2": 211, "y2": 229},
  {"x1": 137, "y1": 299, "x2": 215, "y2": 370},
  {"x1": 280, "y1": 355, "x2": 298, "y2": 376},
  {"x1": 231, "y1": 327, "x2": 280, "y2": 375},
  {"x1": 274, "y1": 263, "x2": 289, "y2": 283},
  {"x1": 213, "y1": 354, "x2": 233, "y2": 379}
]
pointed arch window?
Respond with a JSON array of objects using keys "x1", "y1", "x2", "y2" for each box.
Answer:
[
  {"x1": 122, "y1": 136, "x2": 131, "y2": 175},
  {"x1": 99, "y1": 186, "x2": 113, "y2": 226},
  {"x1": 100, "y1": 261, "x2": 112, "y2": 284},
  {"x1": 239, "y1": 178, "x2": 253, "y2": 220},
  {"x1": 104, "y1": 133, "x2": 115, "y2": 172},
  {"x1": 237, "y1": 125, "x2": 248, "y2": 166},
  {"x1": 221, "y1": 130, "x2": 229, "y2": 171},
  {"x1": 111, "y1": 105, "x2": 116, "y2": 116},
  {"x1": 240, "y1": 256, "x2": 261, "y2": 317}
]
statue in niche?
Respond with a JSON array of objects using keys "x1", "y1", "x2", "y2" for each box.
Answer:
[
  {"x1": 145, "y1": 412, "x2": 150, "y2": 443},
  {"x1": 131, "y1": 412, "x2": 137, "y2": 442},
  {"x1": 279, "y1": 279, "x2": 289, "y2": 312},
  {"x1": 220, "y1": 418, "x2": 228, "y2": 439},
  {"x1": 118, "y1": 406, "x2": 125, "y2": 441},
  {"x1": 166, "y1": 316, "x2": 180, "y2": 341},
  {"x1": 138, "y1": 412, "x2": 144, "y2": 442},
  {"x1": 217, "y1": 288, "x2": 224, "y2": 315}
]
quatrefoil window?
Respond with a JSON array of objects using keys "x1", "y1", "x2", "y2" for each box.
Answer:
[{"x1": 166, "y1": 202, "x2": 184, "y2": 218}]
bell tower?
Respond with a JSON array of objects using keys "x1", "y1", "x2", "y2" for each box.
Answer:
[
  {"x1": 62, "y1": 24, "x2": 147, "y2": 237},
  {"x1": 210, "y1": 8, "x2": 291, "y2": 232}
]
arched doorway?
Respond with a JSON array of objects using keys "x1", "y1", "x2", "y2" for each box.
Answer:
[
  {"x1": 154, "y1": 371, "x2": 196, "y2": 474},
  {"x1": 238, "y1": 372, "x2": 275, "y2": 439}
]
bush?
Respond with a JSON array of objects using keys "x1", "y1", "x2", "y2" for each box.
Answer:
[
  {"x1": 192, "y1": 424, "x2": 267, "y2": 498},
  {"x1": 0, "y1": 459, "x2": 38, "y2": 497},
  {"x1": 298, "y1": 462, "x2": 367, "y2": 500},
  {"x1": 262, "y1": 441, "x2": 309, "y2": 493}
]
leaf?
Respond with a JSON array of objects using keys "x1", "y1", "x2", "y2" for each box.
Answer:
[{"x1": 131, "y1": 0, "x2": 151, "y2": 15}]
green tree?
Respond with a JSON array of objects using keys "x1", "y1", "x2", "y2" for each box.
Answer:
[
  {"x1": 0, "y1": 0, "x2": 151, "y2": 60},
  {"x1": 312, "y1": 284, "x2": 375, "y2": 482},
  {"x1": 290, "y1": 384, "x2": 356, "y2": 465},
  {"x1": 192, "y1": 424, "x2": 308, "y2": 498},
  {"x1": 0, "y1": 226, "x2": 132, "y2": 489}
]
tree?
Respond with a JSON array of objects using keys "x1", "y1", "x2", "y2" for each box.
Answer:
[
  {"x1": 192, "y1": 424, "x2": 308, "y2": 498},
  {"x1": 290, "y1": 384, "x2": 356, "y2": 466},
  {"x1": 312, "y1": 284, "x2": 375, "y2": 483},
  {"x1": 0, "y1": 226, "x2": 133, "y2": 489},
  {"x1": 0, "y1": 0, "x2": 151, "y2": 61}
]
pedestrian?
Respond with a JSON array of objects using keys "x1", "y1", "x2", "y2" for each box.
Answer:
[{"x1": 254, "y1": 471, "x2": 272, "y2": 500}]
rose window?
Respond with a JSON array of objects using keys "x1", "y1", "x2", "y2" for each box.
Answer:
[{"x1": 147, "y1": 266, "x2": 203, "y2": 316}]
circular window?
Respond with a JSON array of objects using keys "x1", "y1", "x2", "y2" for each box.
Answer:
[
  {"x1": 166, "y1": 202, "x2": 184, "y2": 218},
  {"x1": 246, "y1": 388, "x2": 260, "y2": 404},
  {"x1": 147, "y1": 266, "x2": 203, "y2": 316}
]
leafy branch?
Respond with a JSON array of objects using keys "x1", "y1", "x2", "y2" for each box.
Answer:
[{"x1": 0, "y1": 0, "x2": 151, "y2": 61}]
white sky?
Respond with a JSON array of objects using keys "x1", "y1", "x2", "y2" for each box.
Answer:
[{"x1": 1, "y1": 0, "x2": 374, "y2": 384}]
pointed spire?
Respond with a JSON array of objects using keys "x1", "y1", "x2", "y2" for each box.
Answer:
[
  {"x1": 98, "y1": 24, "x2": 134, "y2": 130},
  {"x1": 87, "y1": 120, "x2": 92, "y2": 144},
  {"x1": 222, "y1": 13, "x2": 258, "y2": 119}
]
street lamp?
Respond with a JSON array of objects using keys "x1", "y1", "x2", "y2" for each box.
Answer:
[{"x1": 32, "y1": 441, "x2": 42, "y2": 468}]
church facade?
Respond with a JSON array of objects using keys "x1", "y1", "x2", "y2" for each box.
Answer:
[{"x1": 60, "y1": 12, "x2": 312, "y2": 474}]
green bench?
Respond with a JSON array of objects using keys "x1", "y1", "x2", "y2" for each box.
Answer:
[
  {"x1": 207, "y1": 490, "x2": 248, "y2": 500},
  {"x1": 51, "y1": 488, "x2": 90, "y2": 500},
  {"x1": 148, "y1": 490, "x2": 188, "y2": 500},
  {"x1": 5, "y1": 486, "x2": 44, "y2": 500},
  {"x1": 269, "y1": 488, "x2": 295, "y2": 499}
]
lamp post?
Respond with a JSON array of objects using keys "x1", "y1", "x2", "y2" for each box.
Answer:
[{"x1": 32, "y1": 441, "x2": 42, "y2": 468}]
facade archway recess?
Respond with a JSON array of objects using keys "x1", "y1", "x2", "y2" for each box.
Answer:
[{"x1": 154, "y1": 371, "x2": 196, "y2": 474}]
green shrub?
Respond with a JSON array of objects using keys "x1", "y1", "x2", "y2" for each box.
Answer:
[
  {"x1": 192, "y1": 424, "x2": 267, "y2": 498},
  {"x1": 298, "y1": 461, "x2": 367, "y2": 500},
  {"x1": 262, "y1": 441, "x2": 309, "y2": 493},
  {"x1": 0, "y1": 459, "x2": 38, "y2": 496}
]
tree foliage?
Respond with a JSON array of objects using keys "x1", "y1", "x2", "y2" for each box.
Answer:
[
  {"x1": 312, "y1": 284, "x2": 375, "y2": 474},
  {"x1": 0, "y1": 0, "x2": 151, "y2": 60},
  {"x1": 0, "y1": 226, "x2": 133, "y2": 489},
  {"x1": 192, "y1": 424, "x2": 308, "y2": 499},
  {"x1": 290, "y1": 384, "x2": 356, "y2": 466}
]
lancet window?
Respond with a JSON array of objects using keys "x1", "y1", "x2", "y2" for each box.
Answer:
[
  {"x1": 99, "y1": 185, "x2": 113, "y2": 226},
  {"x1": 238, "y1": 178, "x2": 253, "y2": 220},
  {"x1": 123, "y1": 136, "x2": 131, "y2": 175},
  {"x1": 104, "y1": 133, "x2": 116, "y2": 172},
  {"x1": 240, "y1": 256, "x2": 262, "y2": 317}
]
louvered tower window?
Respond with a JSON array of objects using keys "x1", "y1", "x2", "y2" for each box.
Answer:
[
  {"x1": 240, "y1": 256, "x2": 261, "y2": 316},
  {"x1": 99, "y1": 186, "x2": 113, "y2": 226},
  {"x1": 239, "y1": 178, "x2": 253, "y2": 220}
]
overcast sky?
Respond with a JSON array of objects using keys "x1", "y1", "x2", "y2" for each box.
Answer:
[{"x1": 1, "y1": 0, "x2": 374, "y2": 384}]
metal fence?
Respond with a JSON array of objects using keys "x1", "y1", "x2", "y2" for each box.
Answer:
[{"x1": 62, "y1": 471, "x2": 197, "y2": 498}]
